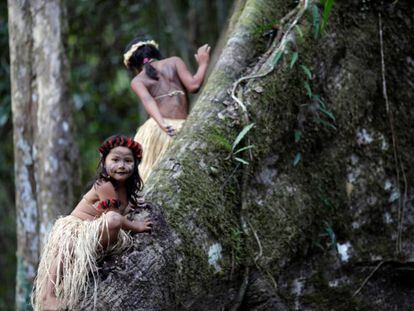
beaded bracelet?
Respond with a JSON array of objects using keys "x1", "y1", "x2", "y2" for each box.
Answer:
[{"x1": 96, "y1": 199, "x2": 121, "y2": 210}]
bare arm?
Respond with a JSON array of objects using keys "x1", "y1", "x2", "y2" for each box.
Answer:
[
  {"x1": 175, "y1": 44, "x2": 211, "y2": 93},
  {"x1": 95, "y1": 181, "x2": 152, "y2": 233},
  {"x1": 94, "y1": 180, "x2": 118, "y2": 201}
]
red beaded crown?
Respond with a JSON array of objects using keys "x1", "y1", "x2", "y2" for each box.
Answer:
[{"x1": 98, "y1": 135, "x2": 142, "y2": 161}]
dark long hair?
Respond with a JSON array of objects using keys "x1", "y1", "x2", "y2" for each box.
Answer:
[
  {"x1": 95, "y1": 135, "x2": 144, "y2": 207},
  {"x1": 124, "y1": 37, "x2": 162, "y2": 80}
]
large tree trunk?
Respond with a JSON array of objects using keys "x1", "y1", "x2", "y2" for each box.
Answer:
[
  {"x1": 8, "y1": 0, "x2": 78, "y2": 309},
  {"x1": 87, "y1": 0, "x2": 414, "y2": 310}
]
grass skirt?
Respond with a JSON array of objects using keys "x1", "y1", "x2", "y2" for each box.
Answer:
[
  {"x1": 32, "y1": 214, "x2": 131, "y2": 310},
  {"x1": 134, "y1": 118, "x2": 185, "y2": 182}
]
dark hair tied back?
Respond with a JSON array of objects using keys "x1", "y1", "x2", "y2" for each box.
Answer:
[{"x1": 124, "y1": 38, "x2": 162, "y2": 80}]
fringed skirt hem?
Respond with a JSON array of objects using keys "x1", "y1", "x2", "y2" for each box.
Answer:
[{"x1": 32, "y1": 214, "x2": 131, "y2": 310}]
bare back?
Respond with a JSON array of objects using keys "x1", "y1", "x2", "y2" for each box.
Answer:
[{"x1": 132, "y1": 57, "x2": 189, "y2": 119}]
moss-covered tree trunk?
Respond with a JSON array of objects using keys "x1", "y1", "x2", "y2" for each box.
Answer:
[
  {"x1": 86, "y1": 0, "x2": 414, "y2": 310},
  {"x1": 8, "y1": 0, "x2": 78, "y2": 309}
]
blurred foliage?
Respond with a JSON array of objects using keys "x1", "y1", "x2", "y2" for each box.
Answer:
[{"x1": 0, "y1": 0, "x2": 233, "y2": 308}]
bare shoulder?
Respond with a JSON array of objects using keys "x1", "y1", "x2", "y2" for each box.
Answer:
[
  {"x1": 167, "y1": 56, "x2": 184, "y2": 66},
  {"x1": 131, "y1": 76, "x2": 152, "y2": 96},
  {"x1": 130, "y1": 74, "x2": 145, "y2": 88},
  {"x1": 94, "y1": 180, "x2": 117, "y2": 199}
]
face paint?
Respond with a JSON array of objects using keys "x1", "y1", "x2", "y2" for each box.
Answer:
[{"x1": 104, "y1": 146, "x2": 135, "y2": 182}]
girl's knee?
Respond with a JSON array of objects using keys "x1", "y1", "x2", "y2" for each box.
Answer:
[{"x1": 105, "y1": 211, "x2": 123, "y2": 230}]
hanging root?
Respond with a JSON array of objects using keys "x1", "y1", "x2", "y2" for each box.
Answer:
[
  {"x1": 230, "y1": 267, "x2": 250, "y2": 311},
  {"x1": 378, "y1": 12, "x2": 407, "y2": 256},
  {"x1": 353, "y1": 261, "x2": 385, "y2": 297},
  {"x1": 231, "y1": 0, "x2": 311, "y2": 114}
]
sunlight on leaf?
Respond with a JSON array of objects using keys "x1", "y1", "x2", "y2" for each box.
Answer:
[
  {"x1": 235, "y1": 157, "x2": 249, "y2": 165},
  {"x1": 272, "y1": 50, "x2": 283, "y2": 66},
  {"x1": 232, "y1": 123, "x2": 255, "y2": 151},
  {"x1": 234, "y1": 145, "x2": 255, "y2": 155}
]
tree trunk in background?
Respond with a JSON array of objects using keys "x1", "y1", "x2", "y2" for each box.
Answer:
[
  {"x1": 8, "y1": 0, "x2": 78, "y2": 309},
  {"x1": 63, "y1": 0, "x2": 414, "y2": 310},
  {"x1": 156, "y1": 0, "x2": 233, "y2": 70},
  {"x1": 157, "y1": 0, "x2": 191, "y2": 66}
]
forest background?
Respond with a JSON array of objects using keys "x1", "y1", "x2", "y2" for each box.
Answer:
[{"x1": 0, "y1": 0, "x2": 233, "y2": 308}]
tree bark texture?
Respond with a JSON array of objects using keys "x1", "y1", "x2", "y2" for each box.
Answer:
[
  {"x1": 8, "y1": 0, "x2": 78, "y2": 309},
  {"x1": 86, "y1": 0, "x2": 414, "y2": 310}
]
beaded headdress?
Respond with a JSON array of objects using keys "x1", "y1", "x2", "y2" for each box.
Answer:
[{"x1": 98, "y1": 135, "x2": 142, "y2": 161}]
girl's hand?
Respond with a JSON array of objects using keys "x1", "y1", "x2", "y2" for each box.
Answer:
[
  {"x1": 160, "y1": 123, "x2": 176, "y2": 137},
  {"x1": 195, "y1": 44, "x2": 211, "y2": 66},
  {"x1": 136, "y1": 217, "x2": 152, "y2": 233}
]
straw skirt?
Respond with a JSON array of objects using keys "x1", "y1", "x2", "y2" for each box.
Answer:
[
  {"x1": 32, "y1": 214, "x2": 131, "y2": 310},
  {"x1": 134, "y1": 118, "x2": 185, "y2": 182}
]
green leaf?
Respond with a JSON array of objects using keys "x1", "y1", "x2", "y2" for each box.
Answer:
[
  {"x1": 312, "y1": 4, "x2": 320, "y2": 39},
  {"x1": 321, "y1": 0, "x2": 334, "y2": 33},
  {"x1": 315, "y1": 118, "x2": 337, "y2": 130},
  {"x1": 304, "y1": 82, "x2": 312, "y2": 98},
  {"x1": 325, "y1": 226, "x2": 337, "y2": 246},
  {"x1": 272, "y1": 50, "x2": 283, "y2": 66},
  {"x1": 295, "y1": 25, "x2": 304, "y2": 38},
  {"x1": 317, "y1": 106, "x2": 336, "y2": 122},
  {"x1": 293, "y1": 152, "x2": 302, "y2": 166},
  {"x1": 234, "y1": 145, "x2": 255, "y2": 155},
  {"x1": 232, "y1": 123, "x2": 255, "y2": 151},
  {"x1": 290, "y1": 52, "x2": 299, "y2": 68},
  {"x1": 209, "y1": 166, "x2": 219, "y2": 175},
  {"x1": 301, "y1": 65, "x2": 312, "y2": 80},
  {"x1": 294, "y1": 130, "x2": 301, "y2": 143},
  {"x1": 235, "y1": 157, "x2": 249, "y2": 165},
  {"x1": 313, "y1": 94, "x2": 326, "y2": 109}
]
